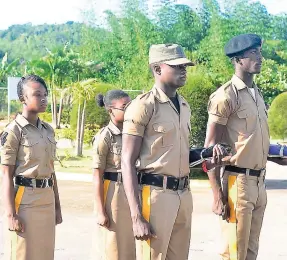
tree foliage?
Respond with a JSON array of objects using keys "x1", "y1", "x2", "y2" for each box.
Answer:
[
  {"x1": 268, "y1": 92, "x2": 287, "y2": 140},
  {"x1": 1, "y1": 0, "x2": 287, "y2": 142}
]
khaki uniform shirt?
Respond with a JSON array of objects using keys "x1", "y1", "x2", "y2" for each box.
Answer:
[
  {"x1": 0, "y1": 114, "x2": 56, "y2": 178},
  {"x1": 92, "y1": 121, "x2": 122, "y2": 172},
  {"x1": 123, "y1": 86, "x2": 191, "y2": 177},
  {"x1": 207, "y1": 75, "x2": 270, "y2": 170}
]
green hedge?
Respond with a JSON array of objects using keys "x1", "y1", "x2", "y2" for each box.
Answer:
[
  {"x1": 268, "y1": 92, "x2": 287, "y2": 140},
  {"x1": 180, "y1": 67, "x2": 216, "y2": 147}
]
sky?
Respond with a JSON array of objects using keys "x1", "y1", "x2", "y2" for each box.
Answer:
[{"x1": 0, "y1": 0, "x2": 286, "y2": 30}]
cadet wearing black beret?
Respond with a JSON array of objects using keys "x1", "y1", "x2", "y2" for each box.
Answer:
[
  {"x1": 205, "y1": 33, "x2": 269, "y2": 260},
  {"x1": 224, "y1": 33, "x2": 262, "y2": 58}
]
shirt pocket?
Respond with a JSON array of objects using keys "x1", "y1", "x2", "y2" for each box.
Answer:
[
  {"x1": 19, "y1": 135, "x2": 39, "y2": 160},
  {"x1": 152, "y1": 122, "x2": 174, "y2": 147},
  {"x1": 236, "y1": 109, "x2": 256, "y2": 134},
  {"x1": 109, "y1": 143, "x2": 122, "y2": 168},
  {"x1": 47, "y1": 136, "x2": 57, "y2": 160}
]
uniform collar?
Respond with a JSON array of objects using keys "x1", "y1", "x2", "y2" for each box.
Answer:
[
  {"x1": 231, "y1": 75, "x2": 257, "y2": 90},
  {"x1": 152, "y1": 86, "x2": 170, "y2": 103},
  {"x1": 15, "y1": 114, "x2": 47, "y2": 129},
  {"x1": 107, "y1": 121, "x2": 121, "y2": 135},
  {"x1": 152, "y1": 85, "x2": 188, "y2": 106}
]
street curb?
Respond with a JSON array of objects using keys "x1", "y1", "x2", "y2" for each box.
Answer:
[{"x1": 55, "y1": 172, "x2": 211, "y2": 188}]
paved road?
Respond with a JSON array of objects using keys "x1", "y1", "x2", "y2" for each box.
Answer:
[{"x1": 1, "y1": 161, "x2": 287, "y2": 259}]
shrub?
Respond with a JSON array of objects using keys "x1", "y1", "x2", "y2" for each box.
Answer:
[
  {"x1": 84, "y1": 128, "x2": 100, "y2": 146},
  {"x1": 180, "y1": 67, "x2": 216, "y2": 147},
  {"x1": 70, "y1": 101, "x2": 109, "y2": 131},
  {"x1": 268, "y1": 92, "x2": 287, "y2": 140},
  {"x1": 256, "y1": 59, "x2": 286, "y2": 105},
  {"x1": 55, "y1": 128, "x2": 76, "y2": 142},
  {"x1": 39, "y1": 112, "x2": 52, "y2": 122},
  {"x1": 0, "y1": 111, "x2": 7, "y2": 120}
]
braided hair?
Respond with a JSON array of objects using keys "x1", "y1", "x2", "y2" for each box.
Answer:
[
  {"x1": 17, "y1": 74, "x2": 48, "y2": 101},
  {"x1": 96, "y1": 90, "x2": 129, "y2": 109}
]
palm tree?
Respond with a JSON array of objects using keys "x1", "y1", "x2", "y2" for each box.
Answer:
[
  {"x1": 29, "y1": 45, "x2": 101, "y2": 129},
  {"x1": 28, "y1": 44, "x2": 78, "y2": 128},
  {"x1": 70, "y1": 79, "x2": 97, "y2": 156},
  {"x1": 0, "y1": 53, "x2": 19, "y2": 85}
]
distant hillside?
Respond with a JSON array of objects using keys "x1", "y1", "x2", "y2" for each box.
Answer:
[{"x1": 0, "y1": 22, "x2": 84, "y2": 61}]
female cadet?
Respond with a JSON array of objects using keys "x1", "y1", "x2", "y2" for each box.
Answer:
[
  {"x1": 91, "y1": 90, "x2": 135, "y2": 260},
  {"x1": 1, "y1": 75, "x2": 62, "y2": 260}
]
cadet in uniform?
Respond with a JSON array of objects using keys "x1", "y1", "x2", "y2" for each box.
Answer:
[
  {"x1": 91, "y1": 90, "x2": 136, "y2": 260},
  {"x1": 1, "y1": 75, "x2": 62, "y2": 260},
  {"x1": 205, "y1": 34, "x2": 269, "y2": 260},
  {"x1": 121, "y1": 44, "x2": 228, "y2": 260}
]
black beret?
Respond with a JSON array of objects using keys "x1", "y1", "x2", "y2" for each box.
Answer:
[{"x1": 224, "y1": 34, "x2": 262, "y2": 58}]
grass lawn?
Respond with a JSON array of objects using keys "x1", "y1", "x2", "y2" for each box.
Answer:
[
  {"x1": 55, "y1": 147, "x2": 94, "y2": 174},
  {"x1": 54, "y1": 147, "x2": 208, "y2": 179}
]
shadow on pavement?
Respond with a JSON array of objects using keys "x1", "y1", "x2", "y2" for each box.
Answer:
[{"x1": 265, "y1": 179, "x2": 287, "y2": 190}]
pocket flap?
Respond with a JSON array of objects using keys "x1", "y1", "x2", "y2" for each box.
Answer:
[
  {"x1": 20, "y1": 136, "x2": 38, "y2": 146},
  {"x1": 47, "y1": 136, "x2": 57, "y2": 145},
  {"x1": 237, "y1": 109, "x2": 249, "y2": 119},
  {"x1": 153, "y1": 122, "x2": 174, "y2": 133}
]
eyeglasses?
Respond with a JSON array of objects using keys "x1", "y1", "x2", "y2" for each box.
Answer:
[{"x1": 111, "y1": 107, "x2": 125, "y2": 111}]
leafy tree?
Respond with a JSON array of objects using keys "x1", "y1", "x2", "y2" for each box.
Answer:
[
  {"x1": 268, "y1": 92, "x2": 287, "y2": 140},
  {"x1": 180, "y1": 67, "x2": 216, "y2": 146},
  {"x1": 256, "y1": 59, "x2": 287, "y2": 104}
]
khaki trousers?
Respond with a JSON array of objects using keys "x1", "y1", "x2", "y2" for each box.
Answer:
[
  {"x1": 137, "y1": 185, "x2": 193, "y2": 260},
  {"x1": 220, "y1": 172, "x2": 267, "y2": 260},
  {"x1": 4, "y1": 186, "x2": 55, "y2": 260},
  {"x1": 92, "y1": 180, "x2": 136, "y2": 260}
]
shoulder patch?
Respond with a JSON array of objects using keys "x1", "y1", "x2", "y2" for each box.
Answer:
[{"x1": 1, "y1": 132, "x2": 8, "y2": 146}]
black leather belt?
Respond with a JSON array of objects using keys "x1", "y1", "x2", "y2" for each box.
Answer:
[
  {"x1": 138, "y1": 173, "x2": 189, "y2": 191},
  {"x1": 15, "y1": 176, "x2": 53, "y2": 188},
  {"x1": 103, "y1": 172, "x2": 122, "y2": 182},
  {"x1": 103, "y1": 172, "x2": 190, "y2": 191},
  {"x1": 225, "y1": 166, "x2": 265, "y2": 177}
]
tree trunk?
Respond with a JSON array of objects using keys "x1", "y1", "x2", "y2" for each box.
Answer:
[
  {"x1": 53, "y1": 92, "x2": 58, "y2": 128},
  {"x1": 50, "y1": 90, "x2": 54, "y2": 124},
  {"x1": 57, "y1": 91, "x2": 64, "y2": 129},
  {"x1": 79, "y1": 100, "x2": 86, "y2": 157},
  {"x1": 75, "y1": 102, "x2": 82, "y2": 156}
]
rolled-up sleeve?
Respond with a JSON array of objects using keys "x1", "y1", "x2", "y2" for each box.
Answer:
[
  {"x1": 207, "y1": 95, "x2": 232, "y2": 125},
  {"x1": 92, "y1": 133, "x2": 109, "y2": 170},
  {"x1": 1, "y1": 130, "x2": 19, "y2": 165},
  {"x1": 123, "y1": 100, "x2": 152, "y2": 137}
]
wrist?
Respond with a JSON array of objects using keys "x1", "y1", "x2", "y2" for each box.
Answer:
[
  {"x1": 55, "y1": 202, "x2": 61, "y2": 209},
  {"x1": 131, "y1": 211, "x2": 143, "y2": 222},
  {"x1": 96, "y1": 206, "x2": 106, "y2": 215},
  {"x1": 205, "y1": 160, "x2": 216, "y2": 170},
  {"x1": 55, "y1": 205, "x2": 61, "y2": 211},
  {"x1": 212, "y1": 186, "x2": 222, "y2": 197},
  {"x1": 6, "y1": 212, "x2": 16, "y2": 218}
]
